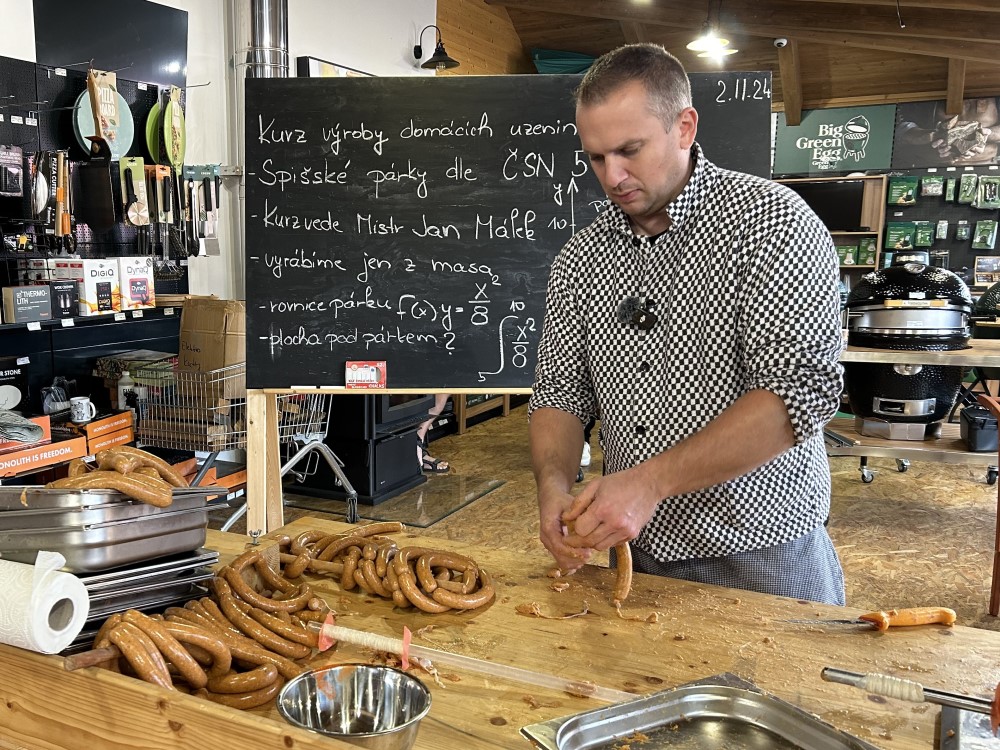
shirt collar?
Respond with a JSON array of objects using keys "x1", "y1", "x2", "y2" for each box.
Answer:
[{"x1": 600, "y1": 142, "x2": 716, "y2": 240}]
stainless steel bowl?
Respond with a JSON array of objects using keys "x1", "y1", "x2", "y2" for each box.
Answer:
[{"x1": 277, "y1": 664, "x2": 431, "y2": 750}]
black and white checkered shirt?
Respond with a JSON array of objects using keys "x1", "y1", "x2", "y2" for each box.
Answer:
[{"x1": 529, "y1": 144, "x2": 844, "y2": 562}]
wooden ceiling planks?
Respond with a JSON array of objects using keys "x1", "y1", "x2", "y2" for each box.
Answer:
[{"x1": 475, "y1": 0, "x2": 1000, "y2": 109}]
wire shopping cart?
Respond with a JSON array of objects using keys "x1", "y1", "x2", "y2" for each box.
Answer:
[{"x1": 134, "y1": 362, "x2": 358, "y2": 526}]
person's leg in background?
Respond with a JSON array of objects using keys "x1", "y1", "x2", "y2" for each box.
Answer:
[{"x1": 417, "y1": 393, "x2": 451, "y2": 473}]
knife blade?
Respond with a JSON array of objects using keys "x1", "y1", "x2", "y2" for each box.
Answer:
[{"x1": 784, "y1": 606, "x2": 957, "y2": 631}]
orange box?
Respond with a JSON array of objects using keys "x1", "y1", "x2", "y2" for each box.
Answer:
[
  {"x1": 67, "y1": 410, "x2": 133, "y2": 440},
  {"x1": 0, "y1": 415, "x2": 51, "y2": 454},
  {"x1": 87, "y1": 426, "x2": 134, "y2": 455},
  {"x1": 0, "y1": 436, "x2": 88, "y2": 477}
]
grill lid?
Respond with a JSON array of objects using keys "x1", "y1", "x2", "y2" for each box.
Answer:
[{"x1": 847, "y1": 258, "x2": 972, "y2": 311}]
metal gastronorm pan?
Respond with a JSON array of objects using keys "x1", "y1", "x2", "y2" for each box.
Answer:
[
  {"x1": 0, "y1": 506, "x2": 208, "y2": 572},
  {"x1": 520, "y1": 674, "x2": 880, "y2": 750},
  {"x1": 0, "y1": 493, "x2": 208, "y2": 529}
]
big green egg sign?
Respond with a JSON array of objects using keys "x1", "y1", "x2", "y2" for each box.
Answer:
[{"x1": 774, "y1": 104, "x2": 896, "y2": 175}]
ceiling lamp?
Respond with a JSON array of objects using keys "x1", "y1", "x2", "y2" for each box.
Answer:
[
  {"x1": 413, "y1": 25, "x2": 461, "y2": 71},
  {"x1": 686, "y1": 1, "x2": 735, "y2": 55}
]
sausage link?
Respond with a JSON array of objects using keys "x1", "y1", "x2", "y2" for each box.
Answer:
[
  {"x1": 206, "y1": 663, "x2": 279, "y2": 694},
  {"x1": 375, "y1": 541, "x2": 397, "y2": 579},
  {"x1": 105, "y1": 445, "x2": 189, "y2": 487},
  {"x1": 123, "y1": 610, "x2": 208, "y2": 688},
  {"x1": 195, "y1": 675, "x2": 285, "y2": 710},
  {"x1": 358, "y1": 559, "x2": 391, "y2": 598},
  {"x1": 245, "y1": 606, "x2": 318, "y2": 648},
  {"x1": 397, "y1": 568, "x2": 451, "y2": 613},
  {"x1": 281, "y1": 552, "x2": 311, "y2": 579},
  {"x1": 160, "y1": 621, "x2": 233, "y2": 679},
  {"x1": 223, "y1": 568, "x2": 314, "y2": 613},
  {"x1": 353, "y1": 521, "x2": 405, "y2": 537},
  {"x1": 96, "y1": 450, "x2": 143, "y2": 475},
  {"x1": 340, "y1": 547, "x2": 362, "y2": 591},
  {"x1": 67, "y1": 458, "x2": 92, "y2": 477},
  {"x1": 613, "y1": 542, "x2": 633, "y2": 605},
  {"x1": 430, "y1": 567, "x2": 495, "y2": 611},
  {"x1": 318, "y1": 535, "x2": 367, "y2": 562},
  {"x1": 290, "y1": 530, "x2": 330, "y2": 556},
  {"x1": 109, "y1": 622, "x2": 173, "y2": 689},
  {"x1": 218, "y1": 591, "x2": 311, "y2": 659},
  {"x1": 45, "y1": 471, "x2": 173, "y2": 507}
]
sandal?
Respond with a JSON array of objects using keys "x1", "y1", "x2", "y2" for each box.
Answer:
[{"x1": 417, "y1": 436, "x2": 450, "y2": 474}]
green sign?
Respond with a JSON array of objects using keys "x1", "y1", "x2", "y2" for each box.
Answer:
[{"x1": 774, "y1": 105, "x2": 896, "y2": 175}]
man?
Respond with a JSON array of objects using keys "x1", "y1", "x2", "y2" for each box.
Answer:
[{"x1": 528, "y1": 44, "x2": 846, "y2": 604}]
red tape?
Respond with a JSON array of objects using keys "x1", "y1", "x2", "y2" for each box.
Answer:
[
  {"x1": 401, "y1": 626, "x2": 412, "y2": 671},
  {"x1": 318, "y1": 612, "x2": 336, "y2": 652}
]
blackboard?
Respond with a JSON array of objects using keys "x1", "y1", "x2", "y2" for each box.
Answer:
[{"x1": 245, "y1": 73, "x2": 771, "y2": 389}]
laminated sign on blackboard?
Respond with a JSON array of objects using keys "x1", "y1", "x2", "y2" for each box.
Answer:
[{"x1": 245, "y1": 73, "x2": 771, "y2": 389}]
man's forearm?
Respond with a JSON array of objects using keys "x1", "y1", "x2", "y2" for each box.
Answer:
[
  {"x1": 637, "y1": 389, "x2": 796, "y2": 500},
  {"x1": 529, "y1": 407, "x2": 586, "y2": 496}
]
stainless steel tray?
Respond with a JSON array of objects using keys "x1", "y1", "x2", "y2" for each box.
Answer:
[
  {"x1": 0, "y1": 493, "x2": 209, "y2": 529},
  {"x1": 520, "y1": 674, "x2": 880, "y2": 750},
  {"x1": 0, "y1": 506, "x2": 208, "y2": 572},
  {"x1": 0, "y1": 486, "x2": 223, "y2": 512},
  {"x1": 87, "y1": 571, "x2": 215, "y2": 613},
  {"x1": 939, "y1": 706, "x2": 996, "y2": 750},
  {"x1": 79, "y1": 548, "x2": 219, "y2": 591}
]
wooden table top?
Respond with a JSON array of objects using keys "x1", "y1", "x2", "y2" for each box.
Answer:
[{"x1": 0, "y1": 516, "x2": 997, "y2": 750}]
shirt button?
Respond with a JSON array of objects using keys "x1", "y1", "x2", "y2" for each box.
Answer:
[
  {"x1": 635, "y1": 425, "x2": 646, "y2": 435},
  {"x1": 639, "y1": 362, "x2": 651, "y2": 372}
]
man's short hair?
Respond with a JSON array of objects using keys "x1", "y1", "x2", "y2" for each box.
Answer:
[{"x1": 575, "y1": 44, "x2": 692, "y2": 128}]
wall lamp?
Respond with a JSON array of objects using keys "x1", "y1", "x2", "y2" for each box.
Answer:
[{"x1": 413, "y1": 25, "x2": 460, "y2": 71}]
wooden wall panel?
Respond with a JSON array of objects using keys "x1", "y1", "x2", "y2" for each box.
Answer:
[{"x1": 436, "y1": 0, "x2": 533, "y2": 75}]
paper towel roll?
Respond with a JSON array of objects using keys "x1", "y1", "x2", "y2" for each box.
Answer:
[{"x1": 0, "y1": 551, "x2": 89, "y2": 654}]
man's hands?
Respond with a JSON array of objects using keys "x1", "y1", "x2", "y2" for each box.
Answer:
[
  {"x1": 538, "y1": 485, "x2": 592, "y2": 573},
  {"x1": 561, "y1": 463, "x2": 661, "y2": 553}
]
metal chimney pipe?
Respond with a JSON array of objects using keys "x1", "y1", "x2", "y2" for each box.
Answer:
[{"x1": 247, "y1": 0, "x2": 289, "y2": 78}]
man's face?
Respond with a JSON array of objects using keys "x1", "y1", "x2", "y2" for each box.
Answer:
[{"x1": 577, "y1": 80, "x2": 697, "y2": 233}]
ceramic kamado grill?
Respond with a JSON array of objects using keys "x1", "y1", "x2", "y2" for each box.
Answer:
[{"x1": 844, "y1": 251, "x2": 973, "y2": 440}]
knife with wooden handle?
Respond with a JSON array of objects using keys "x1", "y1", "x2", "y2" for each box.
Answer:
[{"x1": 784, "y1": 606, "x2": 957, "y2": 631}]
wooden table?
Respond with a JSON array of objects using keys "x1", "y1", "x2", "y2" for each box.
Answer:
[{"x1": 0, "y1": 516, "x2": 997, "y2": 749}]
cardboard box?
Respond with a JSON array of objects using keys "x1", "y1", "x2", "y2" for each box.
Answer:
[
  {"x1": 0, "y1": 415, "x2": 50, "y2": 454},
  {"x1": 0, "y1": 435, "x2": 87, "y2": 477},
  {"x1": 45, "y1": 279, "x2": 79, "y2": 319},
  {"x1": 0, "y1": 356, "x2": 30, "y2": 413},
  {"x1": 179, "y1": 298, "x2": 245, "y2": 397},
  {"x1": 835, "y1": 244, "x2": 858, "y2": 266},
  {"x1": 63, "y1": 410, "x2": 133, "y2": 439},
  {"x1": 117, "y1": 256, "x2": 156, "y2": 310},
  {"x1": 3, "y1": 285, "x2": 52, "y2": 322},
  {"x1": 54, "y1": 259, "x2": 84, "y2": 281},
  {"x1": 78, "y1": 258, "x2": 120, "y2": 316},
  {"x1": 87, "y1": 426, "x2": 134, "y2": 455}
]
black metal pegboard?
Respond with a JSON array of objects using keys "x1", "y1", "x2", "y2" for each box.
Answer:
[
  {"x1": 35, "y1": 66, "x2": 162, "y2": 162},
  {"x1": 886, "y1": 166, "x2": 1000, "y2": 282},
  {"x1": 0, "y1": 56, "x2": 43, "y2": 155}
]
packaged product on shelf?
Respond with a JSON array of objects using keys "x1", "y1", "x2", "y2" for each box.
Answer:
[
  {"x1": 116, "y1": 256, "x2": 156, "y2": 310},
  {"x1": 2, "y1": 285, "x2": 52, "y2": 323},
  {"x1": 835, "y1": 243, "x2": 858, "y2": 265},
  {"x1": 78, "y1": 259, "x2": 120, "y2": 316},
  {"x1": 0, "y1": 145, "x2": 23, "y2": 198},
  {"x1": 887, "y1": 176, "x2": 918, "y2": 205},
  {"x1": 920, "y1": 175, "x2": 944, "y2": 196},
  {"x1": 858, "y1": 237, "x2": 877, "y2": 265},
  {"x1": 974, "y1": 175, "x2": 1000, "y2": 209},
  {"x1": 0, "y1": 356, "x2": 30, "y2": 413},
  {"x1": 958, "y1": 173, "x2": 979, "y2": 204},
  {"x1": 972, "y1": 220, "x2": 998, "y2": 250},
  {"x1": 945, "y1": 177, "x2": 957, "y2": 202},
  {"x1": 885, "y1": 221, "x2": 916, "y2": 250},
  {"x1": 44, "y1": 280, "x2": 78, "y2": 319},
  {"x1": 914, "y1": 221, "x2": 935, "y2": 247}
]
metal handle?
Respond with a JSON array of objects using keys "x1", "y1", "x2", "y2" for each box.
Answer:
[{"x1": 822, "y1": 667, "x2": 992, "y2": 715}]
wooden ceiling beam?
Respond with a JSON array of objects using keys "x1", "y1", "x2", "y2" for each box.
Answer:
[
  {"x1": 620, "y1": 21, "x2": 649, "y2": 44},
  {"x1": 777, "y1": 40, "x2": 802, "y2": 126},
  {"x1": 783, "y1": 0, "x2": 1000, "y2": 11},
  {"x1": 946, "y1": 59, "x2": 967, "y2": 116},
  {"x1": 485, "y1": 0, "x2": 1000, "y2": 50}
]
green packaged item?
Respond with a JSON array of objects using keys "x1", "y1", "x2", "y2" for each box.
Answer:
[
  {"x1": 975, "y1": 176, "x2": 1000, "y2": 209},
  {"x1": 972, "y1": 220, "x2": 998, "y2": 250},
  {"x1": 958, "y1": 173, "x2": 979, "y2": 204},
  {"x1": 835, "y1": 243, "x2": 858, "y2": 265},
  {"x1": 913, "y1": 221, "x2": 934, "y2": 247},
  {"x1": 956, "y1": 222, "x2": 971, "y2": 241},
  {"x1": 936, "y1": 220, "x2": 949, "y2": 239},
  {"x1": 945, "y1": 177, "x2": 957, "y2": 202},
  {"x1": 888, "y1": 176, "x2": 919, "y2": 206},
  {"x1": 885, "y1": 221, "x2": 916, "y2": 250},
  {"x1": 920, "y1": 175, "x2": 944, "y2": 196},
  {"x1": 857, "y1": 236, "x2": 877, "y2": 265}
]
